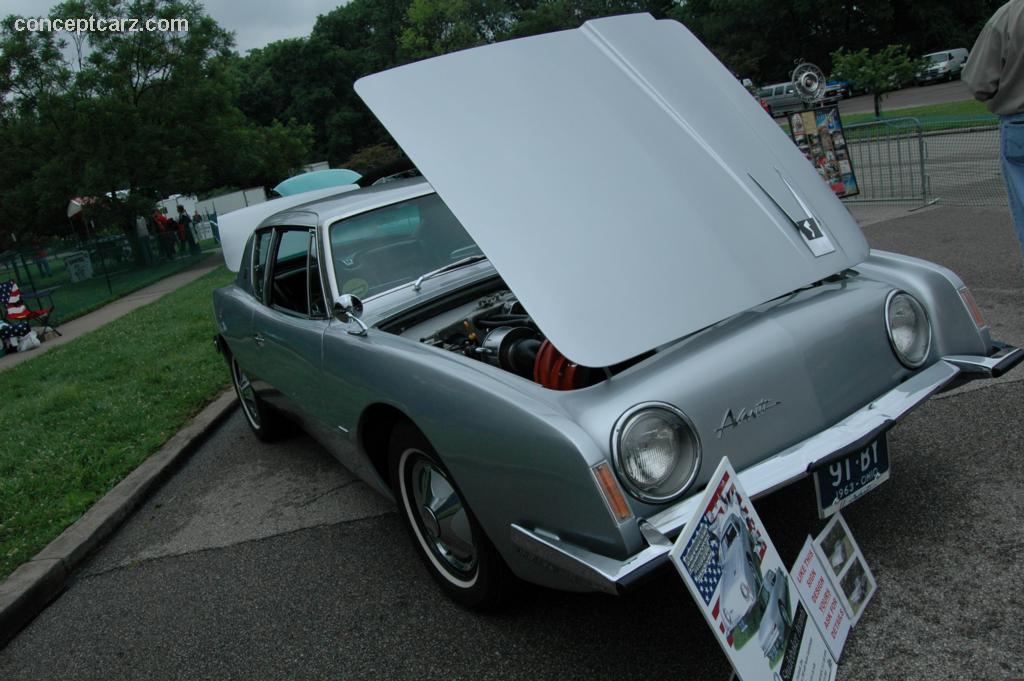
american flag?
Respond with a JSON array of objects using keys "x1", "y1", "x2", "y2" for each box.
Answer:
[
  {"x1": 681, "y1": 514, "x2": 723, "y2": 605},
  {"x1": 0, "y1": 320, "x2": 31, "y2": 340},
  {"x1": 0, "y1": 280, "x2": 29, "y2": 320}
]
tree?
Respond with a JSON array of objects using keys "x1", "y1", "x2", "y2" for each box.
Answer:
[
  {"x1": 831, "y1": 45, "x2": 923, "y2": 118},
  {"x1": 0, "y1": 0, "x2": 312, "y2": 251},
  {"x1": 235, "y1": 0, "x2": 412, "y2": 167}
]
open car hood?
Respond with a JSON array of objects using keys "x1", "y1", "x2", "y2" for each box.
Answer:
[{"x1": 355, "y1": 13, "x2": 868, "y2": 368}]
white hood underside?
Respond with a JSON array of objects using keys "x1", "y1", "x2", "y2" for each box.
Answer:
[{"x1": 356, "y1": 13, "x2": 868, "y2": 367}]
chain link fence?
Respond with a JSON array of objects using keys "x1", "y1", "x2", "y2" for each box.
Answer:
[
  {"x1": 841, "y1": 115, "x2": 1004, "y2": 208},
  {"x1": 0, "y1": 230, "x2": 219, "y2": 325}
]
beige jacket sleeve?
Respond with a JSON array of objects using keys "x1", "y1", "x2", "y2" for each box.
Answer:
[{"x1": 963, "y1": 16, "x2": 1004, "y2": 102}]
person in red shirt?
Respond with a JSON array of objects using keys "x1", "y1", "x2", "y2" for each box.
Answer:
[{"x1": 153, "y1": 211, "x2": 176, "y2": 260}]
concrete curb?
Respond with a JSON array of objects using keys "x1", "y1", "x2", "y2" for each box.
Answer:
[{"x1": 0, "y1": 389, "x2": 238, "y2": 648}]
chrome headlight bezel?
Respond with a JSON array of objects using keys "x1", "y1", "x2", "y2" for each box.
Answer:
[
  {"x1": 611, "y1": 402, "x2": 702, "y2": 503},
  {"x1": 885, "y1": 290, "x2": 932, "y2": 369}
]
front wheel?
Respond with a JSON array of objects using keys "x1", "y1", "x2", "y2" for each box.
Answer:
[{"x1": 389, "y1": 420, "x2": 513, "y2": 610}]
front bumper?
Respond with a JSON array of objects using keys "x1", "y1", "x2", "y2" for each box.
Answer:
[{"x1": 511, "y1": 346, "x2": 1024, "y2": 595}]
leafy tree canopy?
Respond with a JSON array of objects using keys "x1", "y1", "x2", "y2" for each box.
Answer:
[
  {"x1": 831, "y1": 44, "x2": 924, "y2": 116},
  {"x1": 0, "y1": 0, "x2": 311, "y2": 245},
  {"x1": 0, "y1": 0, "x2": 1011, "y2": 247}
]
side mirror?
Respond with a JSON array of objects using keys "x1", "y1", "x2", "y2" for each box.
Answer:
[{"x1": 333, "y1": 294, "x2": 368, "y2": 336}]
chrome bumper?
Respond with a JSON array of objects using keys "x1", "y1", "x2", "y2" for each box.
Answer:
[{"x1": 511, "y1": 347, "x2": 1021, "y2": 595}]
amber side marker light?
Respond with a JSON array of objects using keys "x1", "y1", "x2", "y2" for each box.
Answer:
[
  {"x1": 592, "y1": 462, "x2": 634, "y2": 522},
  {"x1": 959, "y1": 287, "x2": 986, "y2": 329}
]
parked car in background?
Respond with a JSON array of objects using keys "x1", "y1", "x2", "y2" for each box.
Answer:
[
  {"x1": 212, "y1": 14, "x2": 1023, "y2": 612},
  {"x1": 916, "y1": 48, "x2": 969, "y2": 84},
  {"x1": 826, "y1": 79, "x2": 852, "y2": 98},
  {"x1": 757, "y1": 80, "x2": 842, "y2": 116}
]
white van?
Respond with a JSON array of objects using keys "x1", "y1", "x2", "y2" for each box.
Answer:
[{"x1": 916, "y1": 48, "x2": 970, "y2": 85}]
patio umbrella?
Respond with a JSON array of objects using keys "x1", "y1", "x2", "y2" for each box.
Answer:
[
  {"x1": 67, "y1": 196, "x2": 96, "y2": 218},
  {"x1": 272, "y1": 169, "x2": 362, "y2": 197}
]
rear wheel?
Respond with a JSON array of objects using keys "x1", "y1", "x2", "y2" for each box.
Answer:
[
  {"x1": 230, "y1": 355, "x2": 288, "y2": 442},
  {"x1": 388, "y1": 420, "x2": 513, "y2": 610}
]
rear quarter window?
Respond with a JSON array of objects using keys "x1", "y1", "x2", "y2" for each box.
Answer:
[
  {"x1": 235, "y1": 234, "x2": 254, "y2": 291},
  {"x1": 253, "y1": 230, "x2": 273, "y2": 301}
]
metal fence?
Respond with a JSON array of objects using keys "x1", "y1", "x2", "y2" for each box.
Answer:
[
  {"x1": 842, "y1": 118, "x2": 927, "y2": 205},
  {"x1": 841, "y1": 116, "x2": 1004, "y2": 208},
  {"x1": 917, "y1": 117, "x2": 1004, "y2": 207},
  {"x1": 0, "y1": 230, "x2": 217, "y2": 324}
]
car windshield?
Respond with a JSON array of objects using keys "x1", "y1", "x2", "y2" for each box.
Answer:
[
  {"x1": 926, "y1": 53, "x2": 948, "y2": 63},
  {"x1": 723, "y1": 521, "x2": 739, "y2": 547},
  {"x1": 328, "y1": 193, "x2": 483, "y2": 298}
]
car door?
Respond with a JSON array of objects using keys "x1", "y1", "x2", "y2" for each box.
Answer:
[
  {"x1": 228, "y1": 229, "x2": 273, "y2": 374},
  {"x1": 251, "y1": 226, "x2": 330, "y2": 423}
]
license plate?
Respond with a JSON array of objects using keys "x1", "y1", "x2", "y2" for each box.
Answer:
[{"x1": 813, "y1": 434, "x2": 890, "y2": 518}]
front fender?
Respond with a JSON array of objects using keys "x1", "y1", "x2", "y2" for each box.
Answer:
[
  {"x1": 857, "y1": 249, "x2": 991, "y2": 357},
  {"x1": 324, "y1": 329, "x2": 641, "y2": 591}
]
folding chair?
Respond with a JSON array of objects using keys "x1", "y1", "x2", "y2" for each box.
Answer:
[{"x1": 20, "y1": 286, "x2": 61, "y2": 337}]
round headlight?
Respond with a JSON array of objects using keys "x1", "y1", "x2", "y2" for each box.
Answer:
[
  {"x1": 612, "y1": 403, "x2": 701, "y2": 503},
  {"x1": 885, "y1": 291, "x2": 931, "y2": 368}
]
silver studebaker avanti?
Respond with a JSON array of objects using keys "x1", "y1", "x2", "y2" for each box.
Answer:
[{"x1": 211, "y1": 14, "x2": 1022, "y2": 609}]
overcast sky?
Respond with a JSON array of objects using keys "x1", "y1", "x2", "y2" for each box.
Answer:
[{"x1": 0, "y1": 0, "x2": 345, "y2": 53}]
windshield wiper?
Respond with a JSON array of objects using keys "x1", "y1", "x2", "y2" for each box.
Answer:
[{"x1": 412, "y1": 254, "x2": 488, "y2": 292}]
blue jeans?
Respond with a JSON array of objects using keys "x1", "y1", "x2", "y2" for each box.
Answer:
[{"x1": 1001, "y1": 113, "x2": 1024, "y2": 253}]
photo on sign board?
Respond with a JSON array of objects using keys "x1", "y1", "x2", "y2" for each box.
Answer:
[
  {"x1": 814, "y1": 513, "x2": 876, "y2": 626},
  {"x1": 784, "y1": 106, "x2": 860, "y2": 199},
  {"x1": 670, "y1": 459, "x2": 838, "y2": 681},
  {"x1": 840, "y1": 557, "x2": 874, "y2": 617},
  {"x1": 820, "y1": 521, "x2": 854, "y2": 574},
  {"x1": 792, "y1": 114, "x2": 805, "y2": 135}
]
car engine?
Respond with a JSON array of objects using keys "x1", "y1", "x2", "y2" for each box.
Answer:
[{"x1": 399, "y1": 289, "x2": 605, "y2": 390}]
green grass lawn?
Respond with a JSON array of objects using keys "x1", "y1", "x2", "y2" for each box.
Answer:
[
  {"x1": 777, "y1": 99, "x2": 996, "y2": 137},
  {"x1": 843, "y1": 98, "x2": 993, "y2": 126},
  {"x1": 0, "y1": 266, "x2": 234, "y2": 580}
]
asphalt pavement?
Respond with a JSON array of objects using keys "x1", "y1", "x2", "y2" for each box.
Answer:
[
  {"x1": 1, "y1": 206, "x2": 1022, "y2": 680},
  {"x1": 839, "y1": 79, "x2": 974, "y2": 116}
]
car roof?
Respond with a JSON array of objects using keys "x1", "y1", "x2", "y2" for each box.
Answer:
[{"x1": 259, "y1": 176, "x2": 434, "y2": 230}]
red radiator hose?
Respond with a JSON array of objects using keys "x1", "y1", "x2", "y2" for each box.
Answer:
[{"x1": 533, "y1": 340, "x2": 582, "y2": 390}]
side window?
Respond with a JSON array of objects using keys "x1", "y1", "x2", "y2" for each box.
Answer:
[
  {"x1": 308, "y1": 232, "x2": 327, "y2": 318},
  {"x1": 269, "y1": 229, "x2": 311, "y2": 316},
  {"x1": 252, "y1": 230, "x2": 273, "y2": 301},
  {"x1": 236, "y1": 234, "x2": 254, "y2": 290}
]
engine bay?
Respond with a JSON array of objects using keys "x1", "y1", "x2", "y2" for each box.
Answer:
[{"x1": 390, "y1": 288, "x2": 607, "y2": 390}]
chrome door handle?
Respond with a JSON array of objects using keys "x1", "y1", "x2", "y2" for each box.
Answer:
[{"x1": 253, "y1": 333, "x2": 265, "y2": 347}]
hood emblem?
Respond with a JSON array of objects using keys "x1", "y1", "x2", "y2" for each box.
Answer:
[{"x1": 716, "y1": 399, "x2": 782, "y2": 438}]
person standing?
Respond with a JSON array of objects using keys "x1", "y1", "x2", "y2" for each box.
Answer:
[
  {"x1": 963, "y1": 0, "x2": 1024, "y2": 256},
  {"x1": 174, "y1": 206, "x2": 188, "y2": 255},
  {"x1": 153, "y1": 211, "x2": 175, "y2": 260},
  {"x1": 135, "y1": 215, "x2": 154, "y2": 266},
  {"x1": 176, "y1": 205, "x2": 199, "y2": 255},
  {"x1": 32, "y1": 239, "x2": 52, "y2": 277}
]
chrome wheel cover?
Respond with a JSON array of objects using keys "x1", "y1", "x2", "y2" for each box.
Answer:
[
  {"x1": 232, "y1": 359, "x2": 261, "y2": 429},
  {"x1": 399, "y1": 448, "x2": 478, "y2": 586}
]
